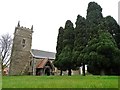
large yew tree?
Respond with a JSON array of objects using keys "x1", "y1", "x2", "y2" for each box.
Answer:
[
  {"x1": 54, "y1": 27, "x2": 64, "y2": 75},
  {"x1": 73, "y1": 15, "x2": 86, "y2": 76},
  {"x1": 58, "y1": 20, "x2": 74, "y2": 76}
]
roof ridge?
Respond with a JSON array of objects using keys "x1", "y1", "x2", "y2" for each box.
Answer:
[
  {"x1": 31, "y1": 49, "x2": 55, "y2": 53},
  {"x1": 31, "y1": 49, "x2": 55, "y2": 59}
]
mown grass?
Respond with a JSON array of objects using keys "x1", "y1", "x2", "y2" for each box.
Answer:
[{"x1": 2, "y1": 75, "x2": 118, "y2": 88}]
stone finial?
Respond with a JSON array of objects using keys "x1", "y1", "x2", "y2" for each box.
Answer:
[
  {"x1": 31, "y1": 25, "x2": 33, "y2": 30},
  {"x1": 17, "y1": 21, "x2": 20, "y2": 27}
]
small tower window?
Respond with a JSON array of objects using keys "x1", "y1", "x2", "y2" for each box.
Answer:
[
  {"x1": 22, "y1": 39, "x2": 26, "y2": 47},
  {"x1": 22, "y1": 39, "x2": 26, "y2": 44}
]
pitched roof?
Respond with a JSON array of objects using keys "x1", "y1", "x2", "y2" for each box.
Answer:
[
  {"x1": 36, "y1": 59, "x2": 48, "y2": 68},
  {"x1": 31, "y1": 49, "x2": 55, "y2": 59},
  {"x1": 36, "y1": 58, "x2": 54, "y2": 69}
]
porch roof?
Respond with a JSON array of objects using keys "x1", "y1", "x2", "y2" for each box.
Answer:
[
  {"x1": 36, "y1": 58, "x2": 54, "y2": 69},
  {"x1": 36, "y1": 59, "x2": 48, "y2": 68}
]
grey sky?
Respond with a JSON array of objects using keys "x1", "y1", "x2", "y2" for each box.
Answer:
[{"x1": 0, "y1": 0, "x2": 119, "y2": 52}]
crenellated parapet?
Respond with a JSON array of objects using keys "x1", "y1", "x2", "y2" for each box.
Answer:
[{"x1": 15, "y1": 21, "x2": 33, "y2": 33}]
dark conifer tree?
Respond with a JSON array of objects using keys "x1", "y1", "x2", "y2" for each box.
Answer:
[
  {"x1": 86, "y1": 2, "x2": 103, "y2": 39},
  {"x1": 80, "y1": 1, "x2": 104, "y2": 75},
  {"x1": 59, "y1": 20, "x2": 74, "y2": 76},
  {"x1": 83, "y1": 27, "x2": 120, "y2": 75},
  {"x1": 104, "y1": 16, "x2": 120, "y2": 49},
  {"x1": 83, "y1": 2, "x2": 120, "y2": 75},
  {"x1": 54, "y1": 27, "x2": 64, "y2": 75},
  {"x1": 73, "y1": 15, "x2": 86, "y2": 76}
]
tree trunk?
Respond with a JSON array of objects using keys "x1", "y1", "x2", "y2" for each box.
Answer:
[
  {"x1": 60, "y1": 70, "x2": 62, "y2": 76},
  {"x1": 118, "y1": 68, "x2": 120, "y2": 75},
  {"x1": 68, "y1": 69, "x2": 71, "y2": 76},
  {"x1": 100, "y1": 69, "x2": 105, "y2": 76},
  {"x1": 82, "y1": 63, "x2": 85, "y2": 76}
]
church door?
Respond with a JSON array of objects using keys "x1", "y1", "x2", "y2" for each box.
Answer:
[{"x1": 45, "y1": 67, "x2": 50, "y2": 76}]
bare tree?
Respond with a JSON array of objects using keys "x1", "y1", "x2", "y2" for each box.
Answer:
[{"x1": 0, "y1": 34, "x2": 12, "y2": 69}]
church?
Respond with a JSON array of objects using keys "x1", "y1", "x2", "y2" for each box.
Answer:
[
  {"x1": 9, "y1": 22, "x2": 55, "y2": 76},
  {"x1": 9, "y1": 22, "x2": 87, "y2": 76}
]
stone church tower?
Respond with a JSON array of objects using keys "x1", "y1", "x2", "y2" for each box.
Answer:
[{"x1": 9, "y1": 22, "x2": 33, "y2": 75}]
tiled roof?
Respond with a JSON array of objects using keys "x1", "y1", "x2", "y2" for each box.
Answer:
[
  {"x1": 36, "y1": 59, "x2": 48, "y2": 68},
  {"x1": 31, "y1": 49, "x2": 55, "y2": 59},
  {"x1": 36, "y1": 58, "x2": 54, "y2": 69}
]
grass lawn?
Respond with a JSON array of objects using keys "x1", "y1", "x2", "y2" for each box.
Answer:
[{"x1": 2, "y1": 75, "x2": 118, "y2": 88}]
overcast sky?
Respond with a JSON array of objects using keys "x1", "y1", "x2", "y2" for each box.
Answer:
[{"x1": 0, "y1": 0, "x2": 119, "y2": 52}]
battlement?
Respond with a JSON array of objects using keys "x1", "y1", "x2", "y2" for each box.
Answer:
[
  {"x1": 15, "y1": 21, "x2": 33, "y2": 32},
  {"x1": 16, "y1": 26, "x2": 32, "y2": 31}
]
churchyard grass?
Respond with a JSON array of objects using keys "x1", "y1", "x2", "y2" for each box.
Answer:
[{"x1": 2, "y1": 75, "x2": 118, "y2": 88}]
